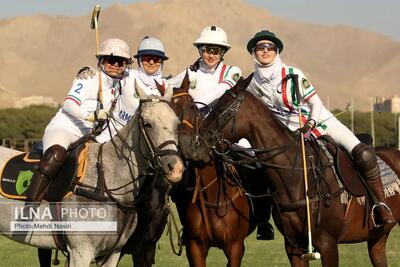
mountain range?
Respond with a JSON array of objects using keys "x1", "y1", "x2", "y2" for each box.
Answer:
[{"x1": 0, "y1": 0, "x2": 399, "y2": 110}]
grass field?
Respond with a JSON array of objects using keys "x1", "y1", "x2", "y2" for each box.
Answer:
[{"x1": 1, "y1": 212, "x2": 399, "y2": 267}]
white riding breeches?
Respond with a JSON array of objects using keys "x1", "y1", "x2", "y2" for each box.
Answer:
[
  {"x1": 42, "y1": 126, "x2": 82, "y2": 152},
  {"x1": 237, "y1": 122, "x2": 360, "y2": 156},
  {"x1": 323, "y1": 122, "x2": 360, "y2": 153}
]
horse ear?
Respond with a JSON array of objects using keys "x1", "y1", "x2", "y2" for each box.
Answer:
[
  {"x1": 134, "y1": 79, "x2": 148, "y2": 98},
  {"x1": 236, "y1": 73, "x2": 254, "y2": 93},
  {"x1": 154, "y1": 79, "x2": 166, "y2": 96},
  {"x1": 242, "y1": 73, "x2": 254, "y2": 89},
  {"x1": 180, "y1": 70, "x2": 190, "y2": 92},
  {"x1": 163, "y1": 85, "x2": 173, "y2": 101}
]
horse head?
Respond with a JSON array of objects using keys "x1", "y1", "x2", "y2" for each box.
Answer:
[
  {"x1": 129, "y1": 80, "x2": 184, "y2": 184},
  {"x1": 138, "y1": 99, "x2": 184, "y2": 184},
  {"x1": 196, "y1": 73, "x2": 254, "y2": 163},
  {"x1": 169, "y1": 71, "x2": 211, "y2": 163}
]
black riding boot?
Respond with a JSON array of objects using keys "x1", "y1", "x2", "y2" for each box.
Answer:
[
  {"x1": 352, "y1": 143, "x2": 395, "y2": 226},
  {"x1": 25, "y1": 145, "x2": 67, "y2": 203}
]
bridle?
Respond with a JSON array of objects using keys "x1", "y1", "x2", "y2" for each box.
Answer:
[
  {"x1": 93, "y1": 98, "x2": 180, "y2": 210},
  {"x1": 200, "y1": 89, "x2": 245, "y2": 154},
  {"x1": 74, "y1": 98, "x2": 181, "y2": 263},
  {"x1": 170, "y1": 92, "x2": 207, "y2": 151},
  {"x1": 199, "y1": 77, "x2": 302, "y2": 168},
  {"x1": 171, "y1": 92, "x2": 196, "y2": 130},
  {"x1": 138, "y1": 99, "x2": 180, "y2": 170}
]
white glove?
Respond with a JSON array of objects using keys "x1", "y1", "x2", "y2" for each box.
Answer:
[
  {"x1": 86, "y1": 109, "x2": 108, "y2": 122},
  {"x1": 76, "y1": 66, "x2": 97, "y2": 80}
]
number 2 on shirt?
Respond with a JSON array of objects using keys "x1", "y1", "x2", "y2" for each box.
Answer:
[{"x1": 74, "y1": 83, "x2": 83, "y2": 94}]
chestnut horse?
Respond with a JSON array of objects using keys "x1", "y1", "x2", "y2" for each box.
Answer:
[
  {"x1": 185, "y1": 74, "x2": 400, "y2": 267},
  {"x1": 169, "y1": 73, "x2": 271, "y2": 267}
]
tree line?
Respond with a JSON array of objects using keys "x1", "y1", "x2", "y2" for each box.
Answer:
[
  {"x1": 0, "y1": 106, "x2": 58, "y2": 140},
  {"x1": 0, "y1": 106, "x2": 398, "y2": 148}
]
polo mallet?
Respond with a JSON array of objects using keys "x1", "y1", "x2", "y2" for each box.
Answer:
[
  {"x1": 293, "y1": 74, "x2": 321, "y2": 261},
  {"x1": 318, "y1": 103, "x2": 352, "y2": 125},
  {"x1": 90, "y1": 5, "x2": 103, "y2": 109}
]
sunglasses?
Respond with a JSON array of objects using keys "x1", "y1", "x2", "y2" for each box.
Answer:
[
  {"x1": 254, "y1": 43, "x2": 277, "y2": 52},
  {"x1": 141, "y1": 55, "x2": 163, "y2": 63},
  {"x1": 201, "y1": 46, "x2": 224, "y2": 55},
  {"x1": 103, "y1": 56, "x2": 128, "y2": 67}
]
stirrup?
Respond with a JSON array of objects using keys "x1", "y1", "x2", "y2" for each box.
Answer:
[{"x1": 371, "y1": 202, "x2": 393, "y2": 228}]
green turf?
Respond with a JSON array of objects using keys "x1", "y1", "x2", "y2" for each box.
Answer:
[{"x1": 1, "y1": 211, "x2": 399, "y2": 267}]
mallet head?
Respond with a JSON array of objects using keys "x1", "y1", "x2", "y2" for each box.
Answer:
[
  {"x1": 301, "y1": 252, "x2": 321, "y2": 261},
  {"x1": 90, "y1": 5, "x2": 101, "y2": 29}
]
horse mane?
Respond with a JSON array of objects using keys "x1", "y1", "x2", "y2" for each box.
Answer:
[
  {"x1": 241, "y1": 91, "x2": 296, "y2": 139},
  {"x1": 108, "y1": 95, "x2": 166, "y2": 147},
  {"x1": 201, "y1": 74, "x2": 253, "y2": 131},
  {"x1": 201, "y1": 73, "x2": 294, "y2": 141}
]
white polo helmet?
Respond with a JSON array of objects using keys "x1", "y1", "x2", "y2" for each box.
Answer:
[
  {"x1": 97, "y1": 38, "x2": 131, "y2": 59},
  {"x1": 134, "y1": 36, "x2": 169, "y2": 60},
  {"x1": 193, "y1": 26, "x2": 231, "y2": 50}
]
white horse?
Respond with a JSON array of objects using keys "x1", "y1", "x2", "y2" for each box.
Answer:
[{"x1": 0, "y1": 96, "x2": 183, "y2": 266}]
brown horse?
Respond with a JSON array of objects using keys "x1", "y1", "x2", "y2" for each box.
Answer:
[
  {"x1": 184, "y1": 74, "x2": 400, "y2": 267},
  {"x1": 169, "y1": 73, "x2": 271, "y2": 267}
]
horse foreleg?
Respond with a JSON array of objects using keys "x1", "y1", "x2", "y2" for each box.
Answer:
[
  {"x1": 186, "y1": 239, "x2": 208, "y2": 267},
  {"x1": 37, "y1": 248, "x2": 52, "y2": 267},
  {"x1": 284, "y1": 242, "x2": 309, "y2": 267},
  {"x1": 368, "y1": 233, "x2": 389, "y2": 267},
  {"x1": 315, "y1": 236, "x2": 339, "y2": 267},
  {"x1": 97, "y1": 251, "x2": 121, "y2": 267},
  {"x1": 224, "y1": 241, "x2": 245, "y2": 267},
  {"x1": 132, "y1": 245, "x2": 156, "y2": 267},
  {"x1": 68, "y1": 248, "x2": 94, "y2": 267}
]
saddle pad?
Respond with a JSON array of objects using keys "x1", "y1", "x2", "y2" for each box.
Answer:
[
  {"x1": 378, "y1": 157, "x2": 400, "y2": 197},
  {"x1": 0, "y1": 153, "x2": 38, "y2": 200},
  {"x1": 317, "y1": 140, "x2": 400, "y2": 202},
  {"x1": 316, "y1": 140, "x2": 344, "y2": 189},
  {"x1": 0, "y1": 143, "x2": 90, "y2": 201}
]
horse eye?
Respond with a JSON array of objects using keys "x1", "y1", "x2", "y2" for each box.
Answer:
[{"x1": 144, "y1": 122, "x2": 153, "y2": 128}]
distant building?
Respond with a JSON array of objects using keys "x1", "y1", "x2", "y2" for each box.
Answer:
[
  {"x1": 374, "y1": 95, "x2": 400, "y2": 113},
  {"x1": 14, "y1": 96, "x2": 59, "y2": 108}
]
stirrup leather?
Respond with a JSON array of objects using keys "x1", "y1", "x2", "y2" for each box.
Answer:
[{"x1": 371, "y1": 202, "x2": 393, "y2": 228}]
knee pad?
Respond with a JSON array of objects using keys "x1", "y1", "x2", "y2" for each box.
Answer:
[
  {"x1": 351, "y1": 143, "x2": 379, "y2": 177},
  {"x1": 38, "y1": 145, "x2": 67, "y2": 179}
]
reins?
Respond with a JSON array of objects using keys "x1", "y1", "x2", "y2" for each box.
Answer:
[{"x1": 171, "y1": 90, "x2": 247, "y2": 241}]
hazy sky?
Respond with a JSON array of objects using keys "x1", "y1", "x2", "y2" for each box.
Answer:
[{"x1": 0, "y1": 0, "x2": 399, "y2": 40}]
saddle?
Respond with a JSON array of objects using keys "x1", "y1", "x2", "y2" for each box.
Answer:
[
  {"x1": 0, "y1": 141, "x2": 90, "y2": 202},
  {"x1": 315, "y1": 136, "x2": 367, "y2": 197}
]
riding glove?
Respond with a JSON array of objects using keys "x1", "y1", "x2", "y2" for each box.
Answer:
[
  {"x1": 86, "y1": 109, "x2": 108, "y2": 122},
  {"x1": 297, "y1": 119, "x2": 316, "y2": 138}
]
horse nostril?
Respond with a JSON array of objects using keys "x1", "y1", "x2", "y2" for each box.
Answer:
[{"x1": 167, "y1": 162, "x2": 174, "y2": 171}]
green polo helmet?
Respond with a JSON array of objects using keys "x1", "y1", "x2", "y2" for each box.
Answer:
[{"x1": 246, "y1": 30, "x2": 283, "y2": 54}]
